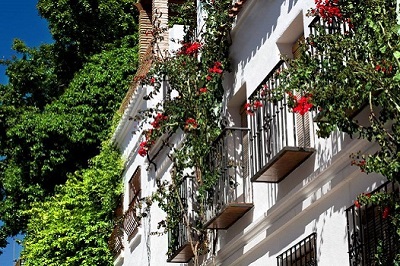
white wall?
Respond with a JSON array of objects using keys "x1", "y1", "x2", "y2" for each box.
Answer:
[{"x1": 113, "y1": 0, "x2": 388, "y2": 265}]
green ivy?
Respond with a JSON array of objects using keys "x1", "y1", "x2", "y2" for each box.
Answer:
[{"x1": 21, "y1": 142, "x2": 123, "y2": 266}]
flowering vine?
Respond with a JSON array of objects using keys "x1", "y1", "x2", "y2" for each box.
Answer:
[
  {"x1": 273, "y1": 0, "x2": 400, "y2": 262},
  {"x1": 244, "y1": 100, "x2": 263, "y2": 115},
  {"x1": 135, "y1": 0, "x2": 236, "y2": 264}
]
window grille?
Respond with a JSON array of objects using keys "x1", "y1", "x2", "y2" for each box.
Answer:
[
  {"x1": 128, "y1": 167, "x2": 141, "y2": 205},
  {"x1": 108, "y1": 224, "x2": 124, "y2": 258},
  {"x1": 346, "y1": 181, "x2": 400, "y2": 265},
  {"x1": 124, "y1": 167, "x2": 141, "y2": 240},
  {"x1": 277, "y1": 233, "x2": 317, "y2": 266}
]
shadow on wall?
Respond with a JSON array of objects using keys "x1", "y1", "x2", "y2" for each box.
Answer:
[
  {"x1": 230, "y1": 0, "x2": 300, "y2": 88},
  {"x1": 226, "y1": 183, "x2": 345, "y2": 266}
]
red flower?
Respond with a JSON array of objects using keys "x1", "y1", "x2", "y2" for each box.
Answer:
[
  {"x1": 209, "y1": 61, "x2": 223, "y2": 74},
  {"x1": 244, "y1": 101, "x2": 263, "y2": 115},
  {"x1": 244, "y1": 103, "x2": 254, "y2": 115},
  {"x1": 260, "y1": 85, "x2": 269, "y2": 97},
  {"x1": 253, "y1": 100, "x2": 263, "y2": 109},
  {"x1": 150, "y1": 77, "x2": 156, "y2": 85},
  {"x1": 184, "y1": 118, "x2": 198, "y2": 130},
  {"x1": 178, "y1": 42, "x2": 202, "y2": 55},
  {"x1": 199, "y1": 87, "x2": 207, "y2": 94},
  {"x1": 382, "y1": 206, "x2": 390, "y2": 219},
  {"x1": 186, "y1": 42, "x2": 202, "y2": 54},
  {"x1": 139, "y1": 141, "x2": 147, "y2": 148},
  {"x1": 354, "y1": 200, "x2": 361, "y2": 208},
  {"x1": 206, "y1": 75, "x2": 212, "y2": 81},
  {"x1": 313, "y1": 0, "x2": 343, "y2": 21},
  {"x1": 138, "y1": 147, "x2": 147, "y2": 157},
  {"x1": 150, "y1": 113, "x2": 168, "y2": 129},
  {"x1": 293, "y1": 95, "x2": 313, "y2": 115},
  {"x1": 138, "y1": 141, "x2": 149, "y2": 157}
]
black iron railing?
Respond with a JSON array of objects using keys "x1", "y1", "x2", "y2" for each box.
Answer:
[
  {"x1": 346, "y1": 181, "x2": 400, "y2": 266},
  {"x1": 108, "y1": 224, "x2": 123, "y2": 258},
  {"x1": 248, "y1": 61, "x2": 314, "y2": 181},
  {"x1": 204, "y1": 127, "x2": 251, "y2": 223},
  {"x1": 124, "y1": 196, "x2": 140, "y2": 241},
  {"x1": 277, "y1": 233, "x2": 317, "y2": 266},
  {"x1": 167, "y1": 176, "x2": 195, "y2": 262}
]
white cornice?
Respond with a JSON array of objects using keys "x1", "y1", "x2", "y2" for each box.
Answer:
[{"x1": 111, "y1": 86, "x2": 146, "y2": 147}]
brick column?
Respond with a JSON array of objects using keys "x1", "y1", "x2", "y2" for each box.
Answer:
[
  {"x1": 152, "y1": 0, "x2": 169, "y2": 58},
  {"x1": 135, "y1": 3, "x2": 153, "y2": 63}
]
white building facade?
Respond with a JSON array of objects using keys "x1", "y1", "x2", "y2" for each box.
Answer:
[{"x1": 109, "y1": 0, "x2": 396, "y2": 265}]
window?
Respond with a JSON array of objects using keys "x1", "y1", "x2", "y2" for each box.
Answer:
[
  {"x1": 346, "y1": 182, "x2": 400, "y2": 266},
  {"x1": 124, "y1": 167, "x2": 141, "y2": 240},
  {"x1": 128, "y1": 167, "x2": 141, "y2": 205},
  {"x1": 277, "y1": 233, "x2": 317, "y2": 266}
]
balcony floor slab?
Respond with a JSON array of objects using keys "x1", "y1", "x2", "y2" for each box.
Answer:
[
  {"x1": 167, "y1": 242, "x2": 194, "y2": 263},
  {"x1": 205, "y1": 203, "x2": 254, "y2": 230},
  {"x1": 251, "y1": 146, "x2": 315, "y2": 183}
]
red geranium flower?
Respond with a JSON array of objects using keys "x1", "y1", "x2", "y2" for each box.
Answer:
[
  {"x1": 150, "y1": 113, "x2": 168, "y2": 129},
  {"x1": 138, "y1": 141, "x2": 149, "y2": 157},
  {"x1": 244, "y1": 103, "x2": 253, "y2": 115},
  {"x1": 244, "y1": 101, "x2": 263, "y2": 115},
  {"x1": 199, "y1": 87, "x2": 207, "y2": 94},
  {"x1": 293, "y1": 95, "x2": 313, "y2": 115},
  {"x1": 209, "y1": 61, "x2": 223, "y2": 74},
  {"x1": 354, "y1": 200, "x2": 361, "y2": 208},
  {"x1": 253, "y1": 100, "x2": 263, "y2": 109},
  {"x1": 382, "y1": 206, "x2": 390, "y2": 219},
  {"x1": 185, "y1": 118, "x2": 198, "y2": 130},
  {"x1": 178, "y1": 42, "x2": 202, "y2": 55}
]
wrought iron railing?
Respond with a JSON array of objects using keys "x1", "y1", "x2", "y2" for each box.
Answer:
[
  {"x1": 346, "y1": 181, "x2": 400, "y2": 266},
  {"x1": 277, "y1": 233, "x2": 317, "y2": 266},
  {"x1": 167, "y1": 176, "x2": 195, "y2": 262},
  {"x1": 108, "y1": 224, "x2": 124, "y2": 258},
  {"x1": 168, "y1": 220, "x2": 191, "y2": 260},
  {"x1": 248, "y1": 61, "x2": 315, "y2": 181},
  {"x1": 124, "y1": 195, "x2": 140, "y2": 241},
  {"x1": 204, "y1": 127, "x2": 251, "y2": 223}
]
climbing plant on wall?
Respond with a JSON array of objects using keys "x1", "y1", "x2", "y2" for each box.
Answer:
[
  {"x1": 136, "y1": 0, "x2": 234, "y2": 264},
  {"x1": 273, "y1": 0, "x2": 400, "y2": 263}
]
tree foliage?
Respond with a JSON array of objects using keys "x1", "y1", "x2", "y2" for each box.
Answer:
[
  {"x1": 0, "y1": 0, "x2": 138, "y2": 250},
  {"x1": 21, "y1": 143, "x2": 123, "y2": 266},
  {"x1": 37, "y1": 0, "x2": 138, "y2": 82}
]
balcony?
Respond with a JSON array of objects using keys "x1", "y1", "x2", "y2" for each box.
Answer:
[
  {"x1": 108, "y1": 224, "x2": 124, "y2": 258},
  {"x1": 167, "y1": 177, "x2": 195, "y2": 263},
  {"x1": 346, "y1": 181, "x2": 400, "y2": 265},
  {"x1": 204, "y1": 127, "x2": 253, "y2": 230},
  {"x1": 123, "y1": 201, "x2": 140, "y2": 241},
  {"x1": 249, "y1": 61, "x2": 315, "y2": 183},
  {"x1": 167, "y1": 221, "x2": 195, "y2": 263}
]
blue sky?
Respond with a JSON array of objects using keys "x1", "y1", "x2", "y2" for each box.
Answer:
[
  {"x1": 0, "y1": 1, "x2": 52, "y2": 265},
  {"x1": 0, "y1": 0, "x2": 52, "y2": 84}
]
